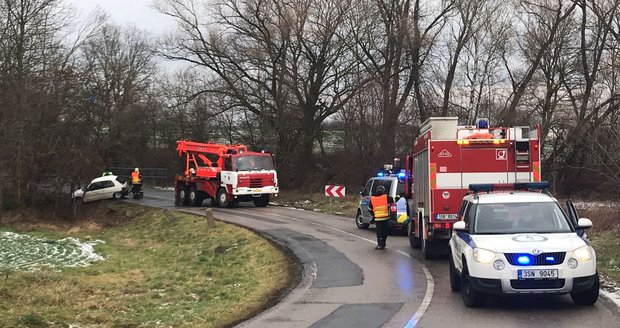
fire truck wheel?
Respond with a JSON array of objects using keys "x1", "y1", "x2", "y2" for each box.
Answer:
[
  {"x1": 217, "y1": 188, "x2": 232, "y2": 208},
  {"x1": 179, "y1": 187, "x2": 190, "y2": 206},
  {"x1": 253, "y1": 195, "x2": 269, "y2": 207},
  {"x1": 422, "y1": 235, "x2": 434, "y2": 259},
  {"x1": 355, "y1": 211, "x2": 370, "y2": 229},
  {"x1": 189, "y1": 187, "x2": 203, "y2": 206},
  {"x1": 408, "y1": 221, "x2": 421, "y2": 249}
]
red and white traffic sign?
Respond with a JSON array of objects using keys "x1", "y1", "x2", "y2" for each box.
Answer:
[{"x1": 325, "y1": 185, "x2": 346, "y2": 197}]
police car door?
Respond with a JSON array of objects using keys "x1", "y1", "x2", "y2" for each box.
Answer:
[
  {"x1": 360, "y1": 179, "x2": 374, "y2": 221},
  {"x1": 565, "y1": 200, "x2": 586, "y2": 239},
  {"x1": 453, "y1": 200, "x2": 474, "y2": 271}
]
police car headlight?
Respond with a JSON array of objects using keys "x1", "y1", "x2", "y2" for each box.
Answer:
[
  {"x1": 573, "y1": 245, "x2": 593, "y2": 262},
  {"x1": 473, "y1": 248, "x2": 496, "y2": 264}
]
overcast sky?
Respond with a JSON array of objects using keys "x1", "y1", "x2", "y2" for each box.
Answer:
[{"x1": 68, "y1": 0, "x2": 175, "y2": 35}]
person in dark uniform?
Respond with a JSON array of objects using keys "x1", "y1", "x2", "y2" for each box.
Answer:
[{"x1": 368, "y1": 185, "x2": 391, "y2": 250}]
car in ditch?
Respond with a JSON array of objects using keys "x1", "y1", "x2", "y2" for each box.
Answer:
[
  {"x1": 73, "y1": 175, "x2": 129, "y2": 203},
  {"x1": 449, "y1": 182, "x2": 599, "y2": 307}
]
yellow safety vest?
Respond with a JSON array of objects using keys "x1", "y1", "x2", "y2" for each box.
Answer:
[
  {"x1": 131, "y1": 171, "x2": 141, "y2": 184},
  {"x1": 370, "y1": 195, "x2": 389, "y2": 220}
]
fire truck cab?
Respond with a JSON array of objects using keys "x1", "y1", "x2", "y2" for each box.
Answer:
[
  {"x1": 174, "y1": 141, "x2": 279, "y2": 207},
  {"x1": 405, "y1": 117, "x2": 541, "y2": 259}
]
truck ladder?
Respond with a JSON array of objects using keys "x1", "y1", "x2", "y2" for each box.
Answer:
[{"x1": 513, "y1": 126, "x2": 532, "y2": 183}]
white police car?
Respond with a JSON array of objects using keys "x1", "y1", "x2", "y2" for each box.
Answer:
[
  {"x1": 356, "y1": 175, "x2": 409, "y2": 231},
  {"x1": 449, "y1": 182, "x2": 599, "y2": 307}
]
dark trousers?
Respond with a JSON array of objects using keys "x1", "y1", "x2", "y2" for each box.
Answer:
[{"x1": 375, "y1": 219, "x2": 389, "y2": 247}]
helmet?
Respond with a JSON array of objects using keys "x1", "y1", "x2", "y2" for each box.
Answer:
[
  {"x1": 134, "y1": 168, "x2": 139, "y2": 172},
  {"x1": 376, "y1": 185, "x2": 386, "y2": 194}
]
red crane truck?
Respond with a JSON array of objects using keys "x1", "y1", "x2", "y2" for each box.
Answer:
[
  {"x1": 174, "y1": 140, "x2": 279, "y2": 207},
  {"x1": 403, "y1": 117, "x2": 541, "y2": 258}
]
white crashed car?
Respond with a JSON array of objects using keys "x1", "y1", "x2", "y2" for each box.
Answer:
[
  {"x1": 449, "y1": 183, "x2": 598, "y2": 307},
  {"x1": 73, "y1": 175, "x2": 129, "y2": 203}
]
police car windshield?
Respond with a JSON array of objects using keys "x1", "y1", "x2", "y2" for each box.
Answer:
[{"x1": 474, "y1": 202, "x2": 572, "y2": 234}]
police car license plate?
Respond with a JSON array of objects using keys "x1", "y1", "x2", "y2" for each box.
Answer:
[{"x1": 518, "y1": 269, "x2": 558, "y2": 280}]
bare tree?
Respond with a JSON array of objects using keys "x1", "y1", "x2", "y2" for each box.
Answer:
[
  {"x1": 499, "y1": 0, "x2": 578, "y2": 125},
  {"x1": 156, "y1": 0, "x2": 364, "y2": 184},
  {"x1": 80, "y1": 23, "x2": 156, "y2": 166},
  {"x1": 351, "y1": 0, "x2": 454, "y2": 163}
]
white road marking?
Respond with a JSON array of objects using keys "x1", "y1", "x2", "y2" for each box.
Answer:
[{"x1": 249, "y1": 209, "x2": 435, "y2": 328}]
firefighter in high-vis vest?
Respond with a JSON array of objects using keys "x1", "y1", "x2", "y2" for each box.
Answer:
[
  {"x1": 131, "y1": 167, "x2": 142, "y2": 195},
  {"x1": 368, "y1": 185, "x2": 391, "y2": 250}
]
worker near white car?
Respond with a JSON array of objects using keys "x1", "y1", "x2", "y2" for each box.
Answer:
[
  {"x1": 131, "y1": 167, "x2": 142, "y2": 193},
  {"x1": 368, "y1": 185, "x2": 391, "y2": 250}
]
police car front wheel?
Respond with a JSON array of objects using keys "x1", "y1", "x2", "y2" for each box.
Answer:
[
  {"x1": 461, "y1": 264, "x2": 486, "y2": 307},
  {"x1": 449, "y1": 256, "x2": 461, "y2": 292},
  {"x1": 570, "y1": 273, "x2": 600, "y2": 306},
  {"x1": 356, "y1": 211, "x2": 370, "y2": 229}
]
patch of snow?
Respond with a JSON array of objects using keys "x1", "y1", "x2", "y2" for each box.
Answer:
[
  {"x1": 601, "y1": 276, "x2": 620, "y2": 310},
  {"x1": 573, "y1": 201, "x2": 620, "y2": 210},
  {"x1": 153, "y1": 186, "x2": 175, "y2": 191},
  {"x1": 0, "y1": 232, "x2": 105, "y2": 272}
]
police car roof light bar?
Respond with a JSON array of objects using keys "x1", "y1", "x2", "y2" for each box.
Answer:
[
  {"x1": 468, "y1": 184, "x2": 494, "y2": 193},
  {"x1": 469, "y1": 181, "x2": 550, "y2": 193}
]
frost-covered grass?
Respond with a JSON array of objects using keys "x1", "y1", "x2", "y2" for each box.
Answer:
[
  {"x1": 582, "y1": 205, "x2": 620, "y2": 286},
  {"x1": 0, "y1": 203, "x2": 295, "y2": 328},
  {"x1": 590, "y1": 233, "x2": 620, "y2": 288},
  {"x1": 0, "y1": 232, "x2": 104, "y2": 272}
]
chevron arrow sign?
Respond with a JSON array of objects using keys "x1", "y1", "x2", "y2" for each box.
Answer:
[{"x1": 324, "y1": 185, "x2": 346, "y2": 197}]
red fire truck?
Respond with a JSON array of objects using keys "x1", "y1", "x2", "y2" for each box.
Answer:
[
  {"x1": 174, "y1": 140, "x2": 279, "y2": 207},
  {"x1": 403, "y1": 117, "x2": 541, "y2": 258}
]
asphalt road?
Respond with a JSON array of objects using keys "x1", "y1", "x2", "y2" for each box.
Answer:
[{"x1": 128, "y1": 189, "x2": 620, "y2": 328}]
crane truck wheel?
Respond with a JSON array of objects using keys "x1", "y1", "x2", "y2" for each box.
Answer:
[
  {"x1": 217, "y1": 188, "x2": 232, "y2": 208},
  {"x1": 189, "y1": 187, "x2": 203, "y2": 206},
  {"x1": 253, "y1": 194, "x2": 269, "y2": 207},
  {"x1": 179, "y1": 187, "x2": 191, "y2": 206}
]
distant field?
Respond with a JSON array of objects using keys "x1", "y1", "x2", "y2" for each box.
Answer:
[
  {"x1": 273, "y1": 190, "x2": 359, "y2": 217},
  {"x1": 0, "y1": 203, "x2": 297, "y2": 328}
]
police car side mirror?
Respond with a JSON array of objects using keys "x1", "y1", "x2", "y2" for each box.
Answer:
[
  {"x1": 453, "y1": 221, "x2": 467, "y2": 231},
  {"x1": 577, "y1": 218, "x2": 593, "y2": 230}
]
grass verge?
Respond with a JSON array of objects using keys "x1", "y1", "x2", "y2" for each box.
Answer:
[
  {"x1": 578, "y1": 205, "x2": 620, "y2": 287},
  {"x1": 0, "y1": 202, "x2": 297, "y2": 328},
  {"x1": 273, "y1": 190, "x2": 359, "y2": 217}
]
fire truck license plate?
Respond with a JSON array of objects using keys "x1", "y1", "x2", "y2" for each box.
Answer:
[
  {"x1": 518, "y1": 269, "x2": 558, "y2": 280},
  {"x1": 252, "y1": 188, "x2": 262, "y2": 193},
  {"x1": 435, "y1": 214, "x2": 458, "y2": 220}
]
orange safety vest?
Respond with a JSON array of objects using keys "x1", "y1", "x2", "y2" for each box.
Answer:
[
  {"x1": 370, "y1": 194, "x2": 389, "y2": 220},
  {"x1": 131, "y1": 171, "x2": 141, "y2": 184}
]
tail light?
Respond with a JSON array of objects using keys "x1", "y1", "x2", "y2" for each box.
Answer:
[
  {"x1": 390, "y1": 203, "x2": 397, "y2": 213},
  {"x1": 432, "y1": 222, "x2": 453, "y2": 230}
]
